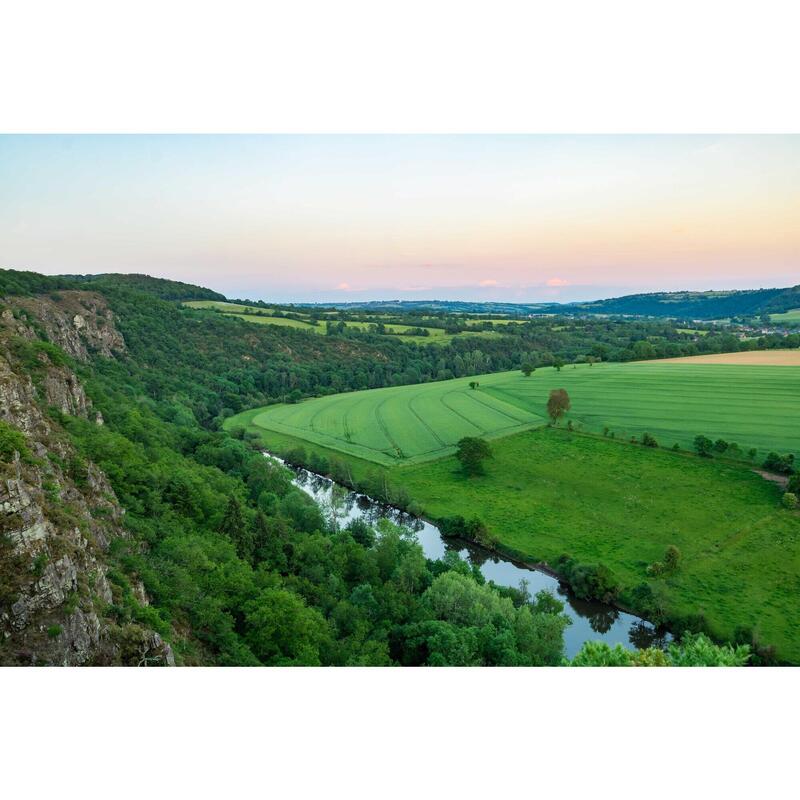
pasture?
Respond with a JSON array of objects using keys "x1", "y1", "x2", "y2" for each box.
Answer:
[
  {"x1": 770, "y1": 308, "x2": 800, "y2": 324},
  {"x1": 396, "y1": 427, "x2": 800, "y2": 662},
  {"x1": 230, "y1": 358, "x2": 800, "y2": 464}
]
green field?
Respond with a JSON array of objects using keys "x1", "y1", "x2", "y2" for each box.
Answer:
[
  {"x1": 230, "y1": 361, "x2": 800, "y2": 465},
  {"x1": 396, "y1": 428, "x2": 800, "y2": 662},
  {"x1": 185, "y1": 301, "x2": 505, "y2": 343},
  {"x1": 770, "y1": 308, "x2": 800, "y2": 324}
]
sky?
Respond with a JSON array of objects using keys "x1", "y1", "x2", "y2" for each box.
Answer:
[{"x1": 1, "y1": 134, "x2": 798, "y2": 303}]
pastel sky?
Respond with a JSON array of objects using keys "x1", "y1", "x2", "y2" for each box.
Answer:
[{"x1": 1, "y1": 135, "x2": 798, "y2": 303}]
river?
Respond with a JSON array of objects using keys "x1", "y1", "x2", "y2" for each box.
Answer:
[{"x1": 270, "y1": 454, "x2": 670, "y2": 659}]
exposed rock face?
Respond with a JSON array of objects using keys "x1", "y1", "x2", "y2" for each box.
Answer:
[
  {"x1": 0, "y1": 292, "x2": 172, "y2": 666},
  {"x1": 12, "y1": 291, "x2": 126, "y2": 361}
]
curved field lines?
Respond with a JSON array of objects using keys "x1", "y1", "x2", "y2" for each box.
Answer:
[
  {"x1": 243, "y1": 376, "x2": 542, "y2": 465},
  {"x1": 233, "y1": 357, "x2": 800, "y2": 465}
]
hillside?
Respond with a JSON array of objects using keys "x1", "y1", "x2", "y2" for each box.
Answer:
[{"x1": 309, "y1": 284, "x2": 800, "y2": 320}]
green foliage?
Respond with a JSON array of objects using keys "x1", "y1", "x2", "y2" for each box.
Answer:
[
  {"x1": 763, "y1": 452, "x2": 795, "y2": 475},
  {"x1": 781, "y1": 492, "x2": 798, "y2": 510},
  {"x1": 555, "y1": 556, "x2": 620, "y2": 604},
  {"x1": 569, "y1": 633, "x2": 750, "y2": 666},
  {"x1": 455, "y1": 437, "x2": 492, "y2": 476},
  {"x1": 694, "y1": 435, "x2": 714, "y2": 457},
  {"x1": 546, "y1": 388, "x2": 571, "y2": 424},
  {"x1": 0, "y1": 420, "x2": 29, "y2": 462}
]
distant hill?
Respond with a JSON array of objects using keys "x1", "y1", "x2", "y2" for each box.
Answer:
[
  {"x1": 0, "y1": 269, "x2": 226, "y2": 302},
  {"x1": 568, "y1": 285, "x2": 800, "y2": 319},
  {"x1": 72, "y1": 273, "x2": 227, "y2": 302},
  {"x1": 309, "y1": 285, "x2": 800, "y2": 320}
]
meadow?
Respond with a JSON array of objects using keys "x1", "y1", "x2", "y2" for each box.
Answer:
[
  {"x1": 770, "y1": 308, "x2": 800, "y2": 324},
  {"x1": 231, "y1": 357, "x2": 800, "y2": 465},
  {"x1": 395, "y1": 427, "x2": 800, "y2": 662}
]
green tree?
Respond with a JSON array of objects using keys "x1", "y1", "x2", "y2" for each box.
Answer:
[
  {"x1": 218, "y1": 495, "x2": 253, "y2": 561},
  {"x1": 546, "y1": 388, "x2": 571, "y2": 425},
  {"x1": 455, "y1": 437, "x2": 492, "y2": 476},
  {"x1": 694, "y1": 435, "x2": 714, "y2": 457},
  {"x1": 520, "y1": 362, "x2": 534, "y2": 377}
]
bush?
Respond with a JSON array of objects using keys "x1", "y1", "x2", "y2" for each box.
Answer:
[
  {"x1": 763, "y1": 452, "x2": 795, "y2": 475},
  {"x1": 555, "y1": 556, "x2": 620, "y2": 604},
  {"x1": 0, "y1": 420, "x2": 29, "y2": 463},
  {"x1": 641, "y1": 432, "x2": 658, "y2": 448},
  {"x1": 781, "y1": 492, "x2": 798, "y2": 510},
  {"x1": 693, "y1": 435, "x2": 713, "y2": 457}
]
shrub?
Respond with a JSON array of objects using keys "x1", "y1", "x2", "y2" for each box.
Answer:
[
  {"x1": 0, "y1": 420, "x2": 29, "y2": 463},
  {"x1": 663, "y1": 545, "x2": 682, "y2": 572},
  {"x1": 47, "y1": 625, "x2": 62, "y2": 639},
  {"x1": 555, "y1": 556, "x2": 620, "y2": 604},
  {"x1": 781, "y1": 492, "x2": 798, "y2": 510},
  {"x1": 763, "y1": 451, "x2": 796, "y2": 475},
  {"x1": 693, "y1": 435, "x2": 713, "y2": 457},
  {"x1": 641, "y1": 432, "x2": 658, "y2": 448}
]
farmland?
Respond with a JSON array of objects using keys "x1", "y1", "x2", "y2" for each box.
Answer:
[
  {"x1": 228, "y1": 360, "x2": 800, "y2": 662},
  {"x1": 770, "y1": 308, "x2": 800, "y2": 324},
  {"x1": 184, "y1": 299, "x2": 505, "y2": 343},
  {"x1": 230, "y1": 358, "x2": 800, "y2": 465}
]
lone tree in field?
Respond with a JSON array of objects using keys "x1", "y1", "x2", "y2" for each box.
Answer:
[
  {"x1": 521, "y1": 362, "x2": 534, "y2": 377},
  {"x1": 547, "y1": 389, "x2": 571, "y2": 426},
  {"x1": 455, "y1": 437, "x2": 492, "y2": 476}
]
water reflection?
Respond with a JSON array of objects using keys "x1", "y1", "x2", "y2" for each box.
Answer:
[{"x1": 284, "y1": 459, "x2": 670, "y2": 658}]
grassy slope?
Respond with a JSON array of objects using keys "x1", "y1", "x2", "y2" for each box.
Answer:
[
  {"x1": 770, "y1": 308, "x2": 800, "y2": 323},
  {"x1": 393, "y1": 428, "x2": 800, "y2": 662},
  {"x1": 231, "y1": 361, "x2": 800, "y2": 466},
  {"x1": 482, "y1": 362, "x2": 800, "y2": 457},
  {"x1": 237, "y1": 377, "x2": 543, "y2": 465}
]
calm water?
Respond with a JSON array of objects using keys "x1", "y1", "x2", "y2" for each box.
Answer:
[{"x1": 272, "y1": 455, "x2": 670, "y2": 659}]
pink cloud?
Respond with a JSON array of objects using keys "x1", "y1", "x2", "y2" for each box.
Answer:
[
  {"x1": 545, "y1": 277, "x2": 569, "y2": 287},
  {"x1": 337, "y1": 282, "x2": 351, "y2": 290},
  {"x1": 479, "y1": 279, "x2": 499, "y2": 287}
]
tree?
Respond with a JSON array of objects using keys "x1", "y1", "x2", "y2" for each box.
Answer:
[
  {"x1": 553, "y1": 358, "x2": 565, "y2": 372},
  {"x1": 218, "y1": 495, "x2": 253, "y2": 560},
  {"x1": 641, "y1": 432, "x2": 658, "y2": 448},
  {"x1": 468, "y1": 380, "x2": 479, "y2": 390},
  {"x1": 520, "y1": 362, "x2": 534, "y2": 377},
  {"x1": 546, "y1": 389, "x2": 571, "y2": 425},
  {"x1": 693, "y1": 435, "x2": 713, "y2": 457},
  {"x1": 455, "y1": 437, "x2": 492, "y2": 476},
  {"x1": 664, "y1": 544, "x2": 682, "y2": 572}
]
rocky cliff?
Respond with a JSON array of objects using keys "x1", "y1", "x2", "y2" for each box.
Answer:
[{"x1": 0, "y1": 291, "x2": 172, "y2": 665}]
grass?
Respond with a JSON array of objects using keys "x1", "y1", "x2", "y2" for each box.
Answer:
[
  {"x1": 392, "y1": 427, "x2": 800, "y2": 662},
  {"x1": 770, "y1": 308, "x2": 800, "y2": 324},
  {"x1": 185, "y1": 301, "x2": 506, "y2": 344},
  {"x1": 230, "y1": 360, "x2": 800, "y2": 465},
  {"x1": 230, "y1": 376, "x2": 542, "y2": 465}
]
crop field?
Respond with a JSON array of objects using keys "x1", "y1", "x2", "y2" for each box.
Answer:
[
  {"x1": 230, "y1": 377, "x2": 544, "y2": 465},
  {"x1": 230, "y1": 357, "x2": 800, "y2": 464}
]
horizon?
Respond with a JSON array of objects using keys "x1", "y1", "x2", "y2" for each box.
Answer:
[{"x1": 2, "y1": 135, "x2": 798, "y2": 303}]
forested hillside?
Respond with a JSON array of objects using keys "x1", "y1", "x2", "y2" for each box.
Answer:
[{"x1": 0, "y1": 272, "x2": 573, "y2": 665}]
